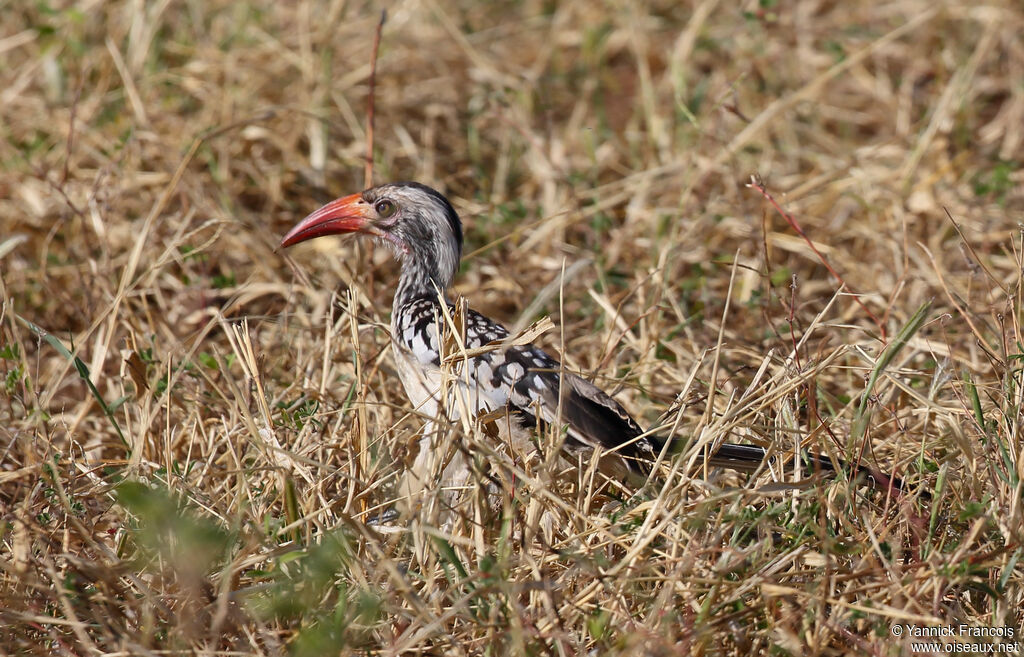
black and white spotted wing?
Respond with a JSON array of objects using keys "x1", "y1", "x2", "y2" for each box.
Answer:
[{"x1": 392, "y1": 296, "x2": 657, "y2": 473}]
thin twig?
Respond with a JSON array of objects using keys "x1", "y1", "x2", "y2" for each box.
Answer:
[
  {"x1": 946, "y1": 207, "x2": 1007, "y2": 295},
  {"x1": 61, "y1": 82, "x2": 82, "y2": 186}
]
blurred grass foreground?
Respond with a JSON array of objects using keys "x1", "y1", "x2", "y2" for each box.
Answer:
[{"x1": 1, "y1": 1, "x2": 1023, "y2": 654}]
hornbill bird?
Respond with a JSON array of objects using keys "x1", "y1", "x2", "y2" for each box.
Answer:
[{"x1": 281, "y1": 182, "x2": 901, "y2": 508}]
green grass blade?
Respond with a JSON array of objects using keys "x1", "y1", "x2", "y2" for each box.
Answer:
[
  {"x1": 852, "y1": 300, "x2": 931, "y2": 441},
  {"x1": 17, "y1": 314, "x2": 128, "y2": 447}
]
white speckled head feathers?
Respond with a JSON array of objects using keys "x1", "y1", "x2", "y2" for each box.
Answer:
[{"x1": 360, "y1": 182, "x2": 463, "y2": 303}]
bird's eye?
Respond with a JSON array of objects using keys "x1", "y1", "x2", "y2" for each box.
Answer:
[{"x1": 375, "y1": 199, "x2": 397, "y2": 218}]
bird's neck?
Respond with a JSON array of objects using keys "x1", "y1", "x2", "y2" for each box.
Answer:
[{"x1": 393, "y1": 250, "x2": 453, "y2": 311}]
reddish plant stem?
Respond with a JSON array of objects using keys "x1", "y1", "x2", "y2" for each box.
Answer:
[
  {"x1": 747, "y1": 176, "x2": 886, "y2": 340},
  {"x1": 364, "y1": 10, "x2": 387, "y2": 189}
]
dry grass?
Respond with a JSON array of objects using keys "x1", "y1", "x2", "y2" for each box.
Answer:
[{"x1": 2, "y1": 0, "x2": 1024, "y2": 654}]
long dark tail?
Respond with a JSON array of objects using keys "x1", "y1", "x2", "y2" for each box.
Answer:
[{"x1": 674, "y1": 442, "x2": 912, "y2": 495}]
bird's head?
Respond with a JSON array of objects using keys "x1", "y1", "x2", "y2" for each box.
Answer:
[{"x1": 281, "y1": 181, "x2": 464, "y2": 290}]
